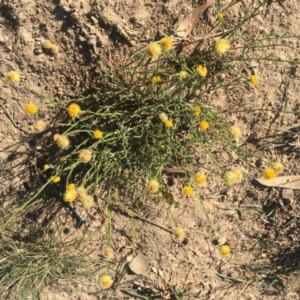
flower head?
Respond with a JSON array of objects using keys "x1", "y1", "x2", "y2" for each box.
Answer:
[
  {"x1": 179, "y1": 70, "x2": 189, "y2": 80},
  {"x1": 68, "y1": 103, "x2": 81, "y2": 118},
  {"x1": 51, "y1": 176, "x2": 61, "y2": 184},
  {"x1": 216, "y1": 39, "x2": 230, "y2": 55},
  {"x1": 196, "y1": 65, "x2": 208, "y2": 78},
  {"x1": 160, "y1": 37, "x2": 172, "y2": 51},
  {"x1": 159, "y1": 113, "x2": 168, "y2": 123},
  {"x1": 175, "y1": 227, "x2": 185, "y2": 241},
  {"x1": 165, "y1": 120, "x2": 173, "y2": 128},
  {"x1": 56, "y1": 135, "x2": 70, "y2": 149},
  {"x1": 104, "y1": 247, "x2": 114, "y2": 260},
  {"x1": 220, "y1": 245, "x2": 230, "y2": 256},
  {"x1": 99, "y1": 275, "x2": 113, "y2": 289},
  {"x1": 149, "y1": 180, "x2": 159, "y2": 193},
  {"x1": 193, "y1": 107, "x2": 201, "y2": 117},
  {"x1": 93, "y1": 130, "x2": 103, "y2": 139},
  {"x1": 271, "y1": 162, "x2": 284, "y2": 174},
  {"x1": 67, "y1": 183, "x2": 76, "y2": 191},
  {"x1": 79, "y1": 149, "x2": 92, "y2": 163},
  {"x1": 224, "y1": 169, "x2": 243, "y2": 186},
  {"x1": 7, "y1": 71, "x2": 20, "y2": 84},
  {"x1": 230, "y1": 126, "x2": 242, "y2": 141},
  {"x1": 34, "y1": 120, "x2": 46, "y2": 132},
  {"x1": 64, "y1": 190, "x2": 77, "y2": 203},
  {"x1": 146, "y1": 42, "x2": 161, "y2": 57},
  {"x1": 81, "y1": 195, "x2": 94, "y2": 208},
  {"x1": 194, "y1": 173, "x2": 206, "y2": 185},
  {"x1": 251, "y1": 75, "x2": 258, "y2": 86},
  {"x1": 183, "y1": 185, "x2": 193, "y2": 197},
  {"x1": 151, "y1": 75, "x2": 162, "y2": 85},
  {"x1": 49, "y1": 44, "x2": 59, "y2": 55},
  {"x1": 25, "y1": 102, "x2": 38, "y2": 114},
  {"x1": 263, "y1": 168, "x2": 276, "y2": 180},
  {"x1": 42, "y1": 39, "x2": 53, "y2": 49},
  {"x1": 77, "y1": 186, "x2": 88, "y2": 199},
  {"x1": 199, "y1": 120, "x2": 209, "y2": 131},
  {"x1": 217, "y1": 12, "x2": 224, "y2": 20}
]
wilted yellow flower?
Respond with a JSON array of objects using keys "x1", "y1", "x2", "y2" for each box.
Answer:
[
  {"x1": 81, "y1": 195, "x2": 94, "y2": 208},
  {"x1": 182, "y1": 185, "x2": 193, "y2": 196},
  {"x1": 146, "y1": 42, "x2": 161, "y2": 57},
  {"x1": 43, "y1": 164, "x2": 51, "y2": 171},
  {"x1": 165, "y1": 120, "x2": 173, "y2": 128},
  {"x1": 49, "y1": 44, "x2": 59, "y2": 55},
  {"x1": 99, "y1": 275, "x2": 113, "y2": 289},
  {"x1": 160, "y1": 37, "x2": 172, "y2": 51},
  {"x1": 104, "y1": 247, "x2": 114, "y2": 260},
  {"x1": 149, "y1": 180, "x2": 159, "y2": 193},
  {"x1": 218, "y1": 12, "x2": 224, "y2": 20},
  {"x1": 56, "y1": 135, "x2": 70, "y2": 149},
  {"x1": 230, "y1": 126, "x2": 242, "y2": 141},
  {"x1": 263, "y1": 168, "x2": 276, "y2": 180},
  {"x1": 220, "y1": 245, "x2": 230, "y2": 256},
  {"x1": 196, "y1": 65, "x2": 208, "y2": 78},
  {"x1": 25, "y1": 102, "x2": 38, "y2": 114},
  {"x1": 68, "y1": 103, "x2": 81, "y2": 118},
  {"x1": 93, "y1": 130, "x2": 103, "y2": 139},
  {"x1": 194, "y1": 173, "x2": 206, "y2": 185},
  {"x1": 179, "y1": 70, "x2": 189, "y2": 80},
  {"x1": 271, "y1": 162, "x2": 284, "y2": 173},
  {"x1": 64, "y1": 190, "x2": 77, "y2": 203},
  {"x1": 79, "y1": 149, "x2": 92, "y2": 163},
  {"x1": 77, "y1": 186, "x2": 88, "y2": 199},
  {"x1": 67, "y1": 183, "x2": 76, "y2": 191},
  {"x1": 224, "y1": 169, "x2": 243, "y2": 186},
  {"x1": 151, "y1": 75, "x2": 162, "y2": 85},
  {"x1": 51, "y1": 176, "x2": 61, "y2": 183},
  {"x1": 216, "y1": 38, "x2": 230, "y2": 55},
  {"x1": 193, "y1": 107, "x2": 201, "y2": 116},
  {"x1": 53, "y1": 133, "x2": 60, "y2": 141},
  {"x1": 41, "y1": 39, "x2": 53, "y2": 49},
  {"x1": 199, "y1": 120, "x2": 209, "y2": 131},
  {"x1": 34, "y1": 120, "x2": 46, "y2": 132},
  {"x1": 159, "y1": 112, "x2": 168, "y2": 123},
  {"x1": 251, "y1": 75, "x2": 258, "y2": 85},
  {"x1": 175, "y1": 227, "x2": 185, "y2": 241},
  {"x1": 7, "y1": 71, "x2": 20, "y2": 84}
]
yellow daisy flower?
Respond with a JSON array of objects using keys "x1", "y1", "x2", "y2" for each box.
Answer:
[
  {"x1": 34, "y1": 120, "x2": 46, "y2": 132},
  {"x1": 79, "y1": 149, "x2": 92, "y2": 163},
  {"x1": 146, "y1": 42, "x2": 161, "y2": 57},
  {"x1": 217, "y1": 12, "x2": 224, "y2": 20},
  {"x1": 67, "y1": 183, "x2": 76, "y2": 191},
  {"x1": 194, "y1": 173, "x2": 206, "y2": 185},
  {"x1": 175, "y1": 227, "x2": 185, "y2": 241},
  {"x1": 51, "y1": 176, "x2": 61, "y2": 184},
  {"x1": 64, "y1": 190, "x2": 77, "y2": 203},
  {"x1": 151, "y1": 75, "x2": 162, "y2": 85},
  {"x1": 149, "y1": 180, "x2": 159, "y2": 193},
  {"x1": 68, "y1": 103, "x2": 81, "y2": 118},
  {"x1": 271, "y1": 162, "x2": 284, "y2": 174},
  {"x1": 99, "y1": 275, "x2": 113, "y2": 289},
  {"x1": 56, "y1": 135, "x2": 70, "y2": 149},
  {"x1": 216, "y1": 38, "x2": 230, "y2": 55},
  {"x1": 165, "y1": 120, "x2": 173, "y2": 128},
  {"x1": 220, "y1": 245, "x2": 230, "y2": 256},
  {"x1": 230, "y1": 126, "x2": 242, "y2": 141},
  {"x1": 7, "y1": 71, "x2": 20, "y2": 84},
  {"x1": 199, "y1": 120, "x2": 209, "y2": 131},
  {"x1": 263, "y1": 168, "x2": 276, "y2": 180},
  {"x1": 25, "y1": 102, "x2": 38, "y2": 114},
  {"x1": 251, "y1": 75, "x2": 258, "y2": 86},
  {"x1": 179, "y1": 70, "x2": 189, "y2": 80},
  {"x1": 182, "y1": 185, "x2": 193, "y2": 196},
  {"x1": 196, "y1": 65, "x2": 208, "y2": 78},
  {"x1": 193, "y1": 107, "x2": 201, "y2": 116},
  {"x1": 160, "y1": 37, "x2": 172, "y2": 51},
  {"x1": 93, "y1": 130, "x2": 103, "y2": 139}
]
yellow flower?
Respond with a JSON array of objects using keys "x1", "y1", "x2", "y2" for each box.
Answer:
[
  {"x1": 67, "y1": 183, "x2": 76, "y2": 191},
  {"x1": 160, "y1": 37, "x2": 172, "y2": 51},
  {"x1": 193, "y1": 107, "x2": 201, "y2": 116},
  {"x1": 146, "y1": 42, "x2": 161, "y2": 57},
  {"x1": 93, "y1": 130, "x2": 103, "y2": 139},
  {"x1": 199, "y1": 120, "x2": 209, "y2": 131},
  {"x1": 194, "y1": 173, "x2": 206, "y2": 185},
  {"x1": 216, "y1": 38, "x2": 230, "y2": 55},
  {"x1": 179, "y1": 70, "x2": 189, "y2": 80},
  {"x1": 68, "y1": 103, "x2": 81, "y2": 118},
  {"x1": 151, "y1": 75, "x2": 162, "y2": 85},
  {"x1": 149, "y1": 180, "x2": 159, "y2": 193},
  {"x1": 196, "y1": 65, "x2": 208, "y2": 78},
  {"x1": 183, "y1": 185, "x2": 193, "y2": 196},
  {"x1": 224, "y1": 169, "x2": 243, "y2": 186},
  {"x1": 159, "y1": 112, "x2": 168, "y2": 123},
  {"x1": 251, "y1": 75, "x2": 258, "y2": 86},
  {"x1": 34, "y1": 120, "x2": 46, "y2": 132},
  {"x1": 217, "y1": 12, "x2": 224, "y2": 20},
  {"x1": 25, "y1": 102, "x2": 38, "y2": 114},
  {"x1": 64, "y1": 190, "x2": 77, "y2": 203},
  {"x1": 104, "y1": 247, "x2": 114, "y2": 260},
  {"x1": 79, "y1": 149, "x2": 92, "y2": 163},
  {"x1": 230, "y1": 126, "x2": 242, "y2": 141},
  {"x1": 271, "y1": 162, "x2": 284, "y2": 174},
  {"x1": 56, "y1": 135, "x2": 70, "y2": 149},
  {"x1": 99, "y1": 275, "x2": 113, "y2": 289},
  {"x1": 165, "y1": 120, "x2": 173, "y2": 128},
  {"x1": 263, "y1": 168, "x2": 276, "y2": 180},
  {"x1": 81, "y1": 195, "x2": 94, "y2": 208},
  {"x1": 41, "y1": 39, "x2": 53, "y2": 49},
  {"x1": 43, "y1": 164, "x2": 51, "y2": 171},
  {"x1": 220, "y1": 245, "x2": 230, "y2": 256},
  {"x1": 175, "y1": 227, "x2": 185, "y2": 241},
  {"x1": 51, "y1": 176, "x2": 61, "y2": 184},
  {"x1": 77, "y1": 187, "x2": 88, "y2": 199},
  {"x1": 49, "y1": 44, "x2": 59, "y2": 55},
  {"x1": 7, "y1": 71, "x2": 20, "y2": 84}
]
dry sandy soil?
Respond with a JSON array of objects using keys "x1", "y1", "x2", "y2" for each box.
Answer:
[{"x1": 0, "y1": 0, "x2": 300, "y2": 299}]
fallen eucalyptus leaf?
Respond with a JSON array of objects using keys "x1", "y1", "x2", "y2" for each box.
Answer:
[
  {"x1": 128, "y1": 254, "x2": 150, "y2": 276},
  {"x1": 256, "y1": 176, "x2": 300, "y2": 189}
]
